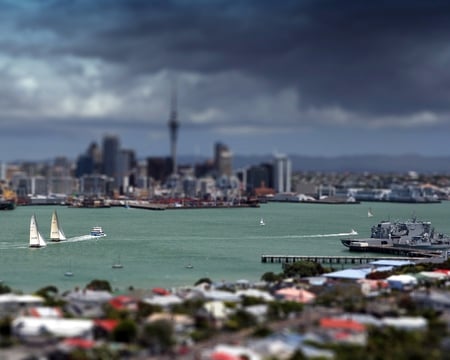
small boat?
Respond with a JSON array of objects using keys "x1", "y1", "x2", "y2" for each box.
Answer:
[
  {"x1": 29, "y1": 214, "x2": 47, "y2": 248},
  {"x1": 50, "y1": 210, "x2": 66, "y2": 242},
  {"x1": 185, "y1": 264, "x2": 194, "y2": 269},
  {"x1": 260, "y1": 218, "x2": 265, "y2": 226},
  {"x1": 368, "y1": 208, "x2": 374, "y2": 217},
  {"x1": 64, "y1": 271, "x2": 74, "y2": 277},
  {"x1": 112, "y1": 256, "x2": 123, "y2": 269},
  {"x1": 90, "y1": 226, "x2": 106, "y2": 237},
  {"x1": 350, "y1": 229, "x2": 358, "y2": 235}
]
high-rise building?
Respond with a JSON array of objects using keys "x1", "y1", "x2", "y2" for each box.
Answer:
[
  {"x1": 168, "y1": 83, "x2": 179, "y2": 175},
  {"x1": 102, "y1": 135, "x2": 120, "y2": 180},
  {"x1": 214, "y1": 142, "x2": 233, "y2": 177},
  {"x1": 246, "y1": 164, "x2": 271, "y2": 193},
  {"x1": 146, "y1": 156, "x2": 172, "y2": 183},
  {"x1": 117, "y1": 149, "x2": 136, "y2": 193},
  {"x1": 273, "y1": 153, "x2": 292, "y2": 193}
]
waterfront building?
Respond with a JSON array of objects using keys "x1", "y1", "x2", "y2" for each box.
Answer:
[
  {"x1": 246, "y1": 164, "x2": 272, "y2": 194},
  {"x1": 30, "y1": 176, "x2": 48, "y2": 196},
  {"x1": 79, "y1": 174, "x2": 113, "y2": 197},
  {"x1": 182, "y1": 175, "x2": 197, "y2": 198},
  {"x1": 49, "y1": 176, "x2": 75, "y2": 196}
]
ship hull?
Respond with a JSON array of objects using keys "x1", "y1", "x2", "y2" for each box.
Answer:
[{"x1": 0, "y1": 200, "x2": 15, "y2": 210}]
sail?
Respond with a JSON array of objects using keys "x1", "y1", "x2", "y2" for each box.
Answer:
[
  {"x1": 50, "y1": 210, "x2": 66, "y2": 241},
  {"x1": 29, "y1": 214, "x2": 47, "y2": 248}
]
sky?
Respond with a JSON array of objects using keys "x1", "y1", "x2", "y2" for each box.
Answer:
[{"x1": 1, "y1": 0, "x2": 450, "y2": 162}]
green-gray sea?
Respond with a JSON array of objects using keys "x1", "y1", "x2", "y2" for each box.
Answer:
[{"x1": 1, "y1": 202, "x2": 449, "y2": 293}]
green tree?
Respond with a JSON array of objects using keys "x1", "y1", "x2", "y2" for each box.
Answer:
[
  {"x1": 140, "y1": 320, "x2": 174, "y2": 354},
  {"x1": 112, "y1": 319, "x2": 137, "y2": 343},
  {"x1": 136, "y1": 301, "x2": 163, "y2": 321},
  {"x1": 34, "y1": 285, "x2": 65, "y2": 307},
  {"x1": 283, "y1": 261, "x2": 326, "y2": 278},
  {"x1": 224, "y1": 309, "x2": 257, "y2": 331},
  {"x1": 194, "y1": 277, "x2": 212, "y2": 286},
  {"x1": 86, "y1": 279, "x2": 112, "y2": 292},
  {"x1": 261, "y1": 271, "x2": 282, "y2": 283},
  {"x1": 0, "y1": 284, "x2": 11, "y2": 295}
]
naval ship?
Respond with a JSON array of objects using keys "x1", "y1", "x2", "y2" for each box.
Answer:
[{"x1": 341, "y1": 217, "x2": 450, "y2": 251}]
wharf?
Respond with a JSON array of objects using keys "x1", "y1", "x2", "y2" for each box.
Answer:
[
  {"x1": 128, "y1": 203, "x2": 167, "y2": 211},
  {"x1": 344, "y1": 244, "x2": 443, "y2": 257},
  {"x1": 127, "y1": 202, "x2": 259, "y2": 210},
  {"x1": 261, "y1": 254, "x2": 439, "y2": 266}
]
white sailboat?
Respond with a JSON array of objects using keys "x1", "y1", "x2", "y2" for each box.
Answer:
[
  {"x1": 50, "y1": 210, "x2": 66, "y2": 242},
  {"x1": 368, "y1": 208, "x2": 374, "y2": 217},
  {"x1": 64, "y1": 264, "x2": 74, "y2": 277},
  {"x1": 260, "y1": 218, "x2": 266, "y2": 226},
  {"x1": 29, "y1": 214, "x2": 47, "y2": 248},
  {"x1": 112, "y1": 256, "x2": 123, "y2": 269}
]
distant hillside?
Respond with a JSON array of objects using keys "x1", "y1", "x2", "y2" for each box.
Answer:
[{"x1": 179, "y1": 154, "x2": 450, "y2": 174}]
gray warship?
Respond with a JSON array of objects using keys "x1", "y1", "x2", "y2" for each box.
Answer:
[{"x1": 341, "y1": 217, "x2": 450, "y2": 251}]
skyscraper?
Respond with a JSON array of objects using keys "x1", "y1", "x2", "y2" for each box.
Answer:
[
  {"x1": 273, "y1": 153, "x2": 291, "y2": 193},
  {"x1": 102, "y1": 134, "x2": 120, "y2": 181},
  {"x1": 214, "y1": 142, "x2": 233, "y2": 177},
  {"x1": 168, "y1": 83, "x2": 179, "y2": 175}
]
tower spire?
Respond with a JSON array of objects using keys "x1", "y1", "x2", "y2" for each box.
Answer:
[{"x1": 168, "y1": 80, "x2": 179, "y2": 175}]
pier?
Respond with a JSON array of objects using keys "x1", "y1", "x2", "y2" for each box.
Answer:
[{"x1": 261, "y1": 254, "x2": 438, "y2": 266}]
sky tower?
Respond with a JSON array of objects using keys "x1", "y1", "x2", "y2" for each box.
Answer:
[{"x1": 168, "y1": 82, "x2": 179, "y2": 175}]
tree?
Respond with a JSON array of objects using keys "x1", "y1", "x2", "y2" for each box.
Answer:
[
  {"x1": 112, "y1": 319, "x2": 137, "y2": 343},
  {"x1": 224, "y1": 309, "x2": 257, "y2": 331},
  {"x1": 86, "y1": 279, "x2": 112, "y2": 292},
  {"x1": 283, "y1": 261, "x2": 326, "y2": 278},
  {"x1": 140, "y1": 320, "x2": 174, "y2": 355},
  {"x1": 261, "y1": 271, "x2": 282, "y2": 283},
  {"x1": 194, "y1": 277, "x2": 212, "y2": 286},
  {"x1": 34, "y1": 285, "x2": 64, "y2": 307},
  {"x1": 0, "y1": 284, "x2": 11, "y2": 295}
]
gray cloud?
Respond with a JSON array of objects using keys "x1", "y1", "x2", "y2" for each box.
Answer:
[{"x1": 0, "y1": 0, "x2": 450, "y2": 160}]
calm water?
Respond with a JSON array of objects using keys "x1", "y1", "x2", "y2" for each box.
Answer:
[{"x1": 1, "y1": 202, "x2": 449, "y2": 293}]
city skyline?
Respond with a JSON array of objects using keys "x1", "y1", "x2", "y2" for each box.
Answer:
[{"x1": 1, "y1": 1, "x2": 450, "y2": 162}]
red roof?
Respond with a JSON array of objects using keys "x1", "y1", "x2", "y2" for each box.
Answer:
[
  {"x1": 94, "y1": 319, "x2": 119, "y2": 332},
  {"x1": 320, "y1": 318, "x2": 365, "y2": 332},
  {"x1": 434, "y1": 269, "x2": 450, "y2": 276},
  {"x1": 63, "y1": 337, "x2": 95, "y2": 349},
  {"x1": 152, "y1": 287, "x2": 170, "y2": 296},
  {"x1": 109, "y1": 295, "x2": 137, "y2": 310}
]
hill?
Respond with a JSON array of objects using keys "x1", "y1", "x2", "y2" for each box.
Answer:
[{"x1": 179, "y1": 154, "x2": 450, "y2": 174}]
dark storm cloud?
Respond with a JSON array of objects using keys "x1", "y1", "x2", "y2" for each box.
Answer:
[
  {"x1": 15, "y1": 0, "x2": 449, "y2": 119},
  {"x1": 1, "y1": 0, "x2": 450, "y2": 161}
]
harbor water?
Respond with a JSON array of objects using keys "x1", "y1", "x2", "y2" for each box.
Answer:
[{"x1": 1, "y1": 201, "x2": 449, "y2": 293}]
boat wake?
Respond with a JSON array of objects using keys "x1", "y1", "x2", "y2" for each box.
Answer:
[
  {"x1": 61, "y1": 235, "x2": 100, "y2": 243},
  {"x1": 259, "y1": 230, "x2": 358, "y2": 239},
  {"x1": 0, "y1": 235, "x2": 101, "y2": 250},
  {"x1": 0, "y1": 242, "x2": 28, "y2": 250}
]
